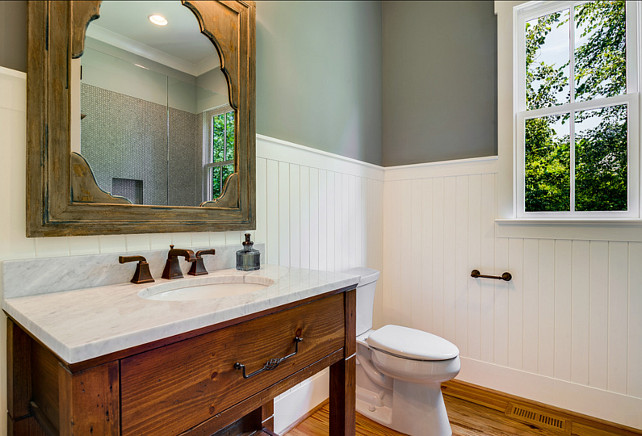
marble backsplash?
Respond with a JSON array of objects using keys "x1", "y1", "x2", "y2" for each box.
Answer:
[{"x1": 2, "y1": 243, "x2": 265, "y2": 299}]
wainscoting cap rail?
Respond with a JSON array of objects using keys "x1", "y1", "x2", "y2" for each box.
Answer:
[{"x1": 471, "y1": 269, "x2": 512, "y2": 282}]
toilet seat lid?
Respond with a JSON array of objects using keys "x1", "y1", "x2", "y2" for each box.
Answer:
[{"x1": 366, "y1": 325, "x2": 459, "y2": 361}]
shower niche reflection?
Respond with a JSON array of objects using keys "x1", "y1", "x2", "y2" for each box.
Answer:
[{"x1": 72, "y1": 1, "x2": 235, "y2": 206}]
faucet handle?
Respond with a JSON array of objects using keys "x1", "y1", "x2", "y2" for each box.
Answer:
[
  {"x1": 119, "y1": 255, "x2": 154, "y2": 284},
  {"x1": 196, "y1": 249, "x2": 215, "y2": 257},
  {"x1": 189, "y1": 249, "x2": 216, "y2": 276}
]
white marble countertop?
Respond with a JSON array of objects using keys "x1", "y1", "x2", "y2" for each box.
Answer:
[{"x1": 2, "y1": 265, "x2": 359, "y2": 364}]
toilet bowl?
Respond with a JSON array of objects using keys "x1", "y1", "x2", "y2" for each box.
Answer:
[{"x1": 346, "y1": 267, "x2": 460, "y2": 436}]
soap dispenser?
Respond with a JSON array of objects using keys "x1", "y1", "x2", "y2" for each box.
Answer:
[{"x1": 236, "y1": 233, "x2": 260, "y2": 271}]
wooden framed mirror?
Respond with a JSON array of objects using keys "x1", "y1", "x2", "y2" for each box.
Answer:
[{"x1": 26, "y1": 0, "x2": 255, "y2": 237}]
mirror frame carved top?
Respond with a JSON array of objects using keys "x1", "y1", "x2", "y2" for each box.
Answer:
[{"x1": 26, "y1": 0, "x2": 256, "y2": 237}]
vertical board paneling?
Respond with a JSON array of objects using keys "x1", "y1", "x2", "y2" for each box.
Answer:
[
  {"x1": 309, "y1": 168, "x2": 319, "y2": 271},
  {"x1": 266, "y1": 160, "x2": 280, "y2": 265},
  {"x1": 455, "y1": 176, "x2": 469, "y2": 356},
  {"x1": 589, "y1": 241, "x2": 609, "y2": 390},
  {"x1": 278, "y1": 162, "x2": 291, "y2": 266},
  {"x1": 318, "y1": 170, "x2": 327, "y2": 272},
  {"x1": 494, "y1": 236, "x2": 509, "y2": 366},
  {"x1": 537, "y1": 239, "x2": 555, "y2": 378},
  {"x1": 467, "y1": 175, "x2": 482, "y2": 360},
  {"x1": 432, "y1": 178, "x2": 445, "y2": 337},
  {"x1": 410, "y1": 180, "x2": 423, "y2": 329},
  {"x1": 479, "y1": 174, "x2": 495, "y2": 362},
  {"x1": 443, "y1": 177, "x2": 457, "y2": 344},
  {"x1": 554, "y1": 240, "x2": 572, "y2": 381},
  {"x1": 571, "y1": 240, "x2": 590, "y2": 385},
  {"x1": 348, "y1": 175, "x2": 357, "y2": 268},
  {"x1": 326, "y1": 172, "x2": 335, "y2": 272},
  {"x1": 508, "y1": 238, "x2": 524, "y2": 369},
  {"x1": 379, "y1": 155, "x2": 641, "y2": 428},
  {"x1": 421, "y1": 178, "x2": 434, "y2": 335},
  {"x1": 522, "y1": 239, "x2": 539, "y2": 373},
  {"x1": 255, "y1": 158, "x2": 267, "y2": 244},
  {"x1": 300, "y1": 166, "x2": 310, "y2": 269},
  {"x1": 289, "y1": 165, "x2": 301, "y2": 268},
  {"x1": 334, "y1": 173, "x2": 343, "y2": 272},
  {"x1": 628, "y1": 243, "x2": 642, "y2": 397},
  {"x1": 398, "y1": 180, "x2": 413, "y2": 326},
  {"x1": 607, "y1": 242, "x2": 628, "y2": 394}
]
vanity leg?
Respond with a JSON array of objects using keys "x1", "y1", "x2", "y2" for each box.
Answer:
[
  {"x1": 329, "y1": 289, "x2": 356, "y2": 436},
  {"x1": 261, "y1": 400, "x2": 275, "y2": 431},
  {"x1": 7, "y1": 320, "x2": 33, "y2": 435},
  {"x1": 58, "y1": 361, "x2": 120, "y2": 436}
]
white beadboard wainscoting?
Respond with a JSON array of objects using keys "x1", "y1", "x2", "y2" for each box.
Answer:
[
  {"x1": 383, "y1": 157, "x2": 642, "y2": 429},
  {"x1": 255, "y1": 134, "x2": 385, "y2": 432}
]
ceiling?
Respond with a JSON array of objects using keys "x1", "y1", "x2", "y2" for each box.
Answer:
[{"x1": 86, "y1": 1, "x2": 220, "y2": 76}]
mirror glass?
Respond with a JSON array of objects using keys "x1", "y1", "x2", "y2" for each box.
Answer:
[{"x1": 73, "y1": 1, "x2": 236, "y2": 206}]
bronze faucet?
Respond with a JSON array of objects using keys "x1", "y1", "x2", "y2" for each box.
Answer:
[
  {"x1": 188, "y1": 249, "x2": 216, "y2": 276},
  {"x1": 162, "y1": 245, "x2": 197, "y2": 279},
  {"x1": 119, "y1": 255, "x2": 154, "y2": 284}
]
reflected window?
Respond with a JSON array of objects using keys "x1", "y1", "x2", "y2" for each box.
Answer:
[{"x1": 205, "y1": 106, "x2": 235, "y2": 200}]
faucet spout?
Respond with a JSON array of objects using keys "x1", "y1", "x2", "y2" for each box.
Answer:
[
  {"x1": 168, "y1": 246, "x2": 197, "y2": 262},
  {"x1": 162, "y1": 245, "x2": 197, "y2": 279}
]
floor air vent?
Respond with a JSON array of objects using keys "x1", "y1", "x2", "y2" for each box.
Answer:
[{"x1": 507, "y1": 403, "x2": 569, "y2": 432}]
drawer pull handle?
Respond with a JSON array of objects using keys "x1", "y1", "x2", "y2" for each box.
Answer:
[{"x1": 234, "y1": 336, "x2": 303, "y2": 379}]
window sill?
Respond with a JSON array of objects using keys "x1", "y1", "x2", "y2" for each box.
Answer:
[{"x1": 495, "y1": 218, "x2": 642, "y2": 241}]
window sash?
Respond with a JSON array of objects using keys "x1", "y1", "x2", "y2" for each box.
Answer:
[
  {"x1": 514, "y1": 0, "x2": 640, "y2": 218},
  {"x1": 516, "y1": 94, "x2": 639, "y2": 218}
]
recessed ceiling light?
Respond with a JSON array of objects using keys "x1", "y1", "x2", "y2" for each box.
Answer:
[{"x1": 148, "y1": 14, "x2": 168, "y2": 26}]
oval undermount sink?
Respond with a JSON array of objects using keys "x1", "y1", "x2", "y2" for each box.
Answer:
[{"x1": 139, "y1": 275, "x2": 274, "y2": 302}]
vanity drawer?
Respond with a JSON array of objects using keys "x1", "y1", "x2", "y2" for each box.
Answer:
[{"x1": 120, "y1": 293, "x2": 345, "y2": 435}]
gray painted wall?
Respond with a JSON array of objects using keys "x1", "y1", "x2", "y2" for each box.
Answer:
[
  {"x1": 0, "y1": 1, "x2": 26, "y2": 72},
  {"x1": 1, "y1": 1, "x2": 497, "y2": 167},
  {"x1": 382, "y1": 1, "x2": 497, "y2": 166},
  {"x1": 256, "y1": 1, "x2": 383, "y2": 165}
]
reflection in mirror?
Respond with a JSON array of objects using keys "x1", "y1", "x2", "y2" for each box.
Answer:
[{"x1": 72, "y1": 1, "x2": 236, "y2": 206}]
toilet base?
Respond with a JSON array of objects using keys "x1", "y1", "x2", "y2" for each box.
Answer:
[{"x1": 356, "y1": 382, "x2": 452, "y2": 436}]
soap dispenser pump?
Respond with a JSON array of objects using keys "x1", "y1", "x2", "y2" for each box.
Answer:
[{"x1": 236, "y1": 233, "x2": 260, "y2": 271}]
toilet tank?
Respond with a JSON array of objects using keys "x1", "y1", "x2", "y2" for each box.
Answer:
[{"x1": 344, "y1": 267, "x2": 380, "y2": 336}]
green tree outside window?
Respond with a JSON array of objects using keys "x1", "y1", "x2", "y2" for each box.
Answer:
[{"x1": 524, "y1": 0, "x2": 628, "y2": 213}]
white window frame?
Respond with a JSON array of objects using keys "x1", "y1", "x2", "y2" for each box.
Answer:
[
  {"x1": 203, "y1": 104, "x2": 235, "y2": 201},
  {"x1": 513, "y1": 0, "x2": 640, "y2": 219}
]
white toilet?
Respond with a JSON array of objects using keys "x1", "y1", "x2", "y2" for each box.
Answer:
[{"x1": 346, "y1": 267, "x2": 460, "y2": 436}]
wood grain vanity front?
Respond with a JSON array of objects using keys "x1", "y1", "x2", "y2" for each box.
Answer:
[
  {"x1": 120, "y1": 294, "x2": 344, "y2": 435},
  {"x1": 7, "y1": 289, "x2": 356, "y2": 435}
]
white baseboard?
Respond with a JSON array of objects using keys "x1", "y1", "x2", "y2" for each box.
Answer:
[
  {"x1": 274, "y1": 369, "x2": 330, "y2": 434},
  {"x1": 458, "y1": 357, "x2": 642, "y2": 430}
]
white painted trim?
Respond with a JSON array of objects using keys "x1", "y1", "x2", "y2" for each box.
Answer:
[
  {"x1": 496, "y1": 218, "x2": 642, "y2": 241},
  {"x1": 0, "y1": 66, "x2": 26, "y2": 79},
  {"x1": 256, "y1": 134, "x2": 385, "y2": 181},
  {"x1": 384, "y1": 156, "x2": 498, "y2": 181},
  {"x1": 0, "y1": 67, "x2": 26, "y2": 112},
  {"x1": 458, "y1": 357, "x2": 642, "y2": 429},
  {"x1": 86, "y1": 24, "x2": 219, "y2": 77}
]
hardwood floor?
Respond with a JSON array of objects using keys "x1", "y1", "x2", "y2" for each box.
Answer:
[{"x1": 285, "y1": 396, "x2": 559, "y2": 436}]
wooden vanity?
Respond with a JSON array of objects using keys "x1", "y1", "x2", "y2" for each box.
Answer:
[{"x1": 7, "y1": 287, "x2": 356, "y2": 435}]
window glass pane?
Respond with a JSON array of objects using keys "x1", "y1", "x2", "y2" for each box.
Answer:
[
  {"x1": 525, "y1": 115, "x2": 571, "y2": 211},
  {"x1": 574, "y1": 1, "x2": 626, "y2": 102},
  {"x1": 575, "y1": 104, "x2": 627, "y2": 211},
  {"x1": 526, "y1": 9, "x2": 570, "y2": 110},
  {"x1": 222, "y1": 164, "x2": 234, "y2": 189},
  {"x1": 212, "y1": 113, "x2": 226, "y2": 163},
  {"x1": 211, "y1": 166, "x2": 222, "y2": 199},
  {"x1": 226, "y1": 111, "x2": 235, "y2": 161}
]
